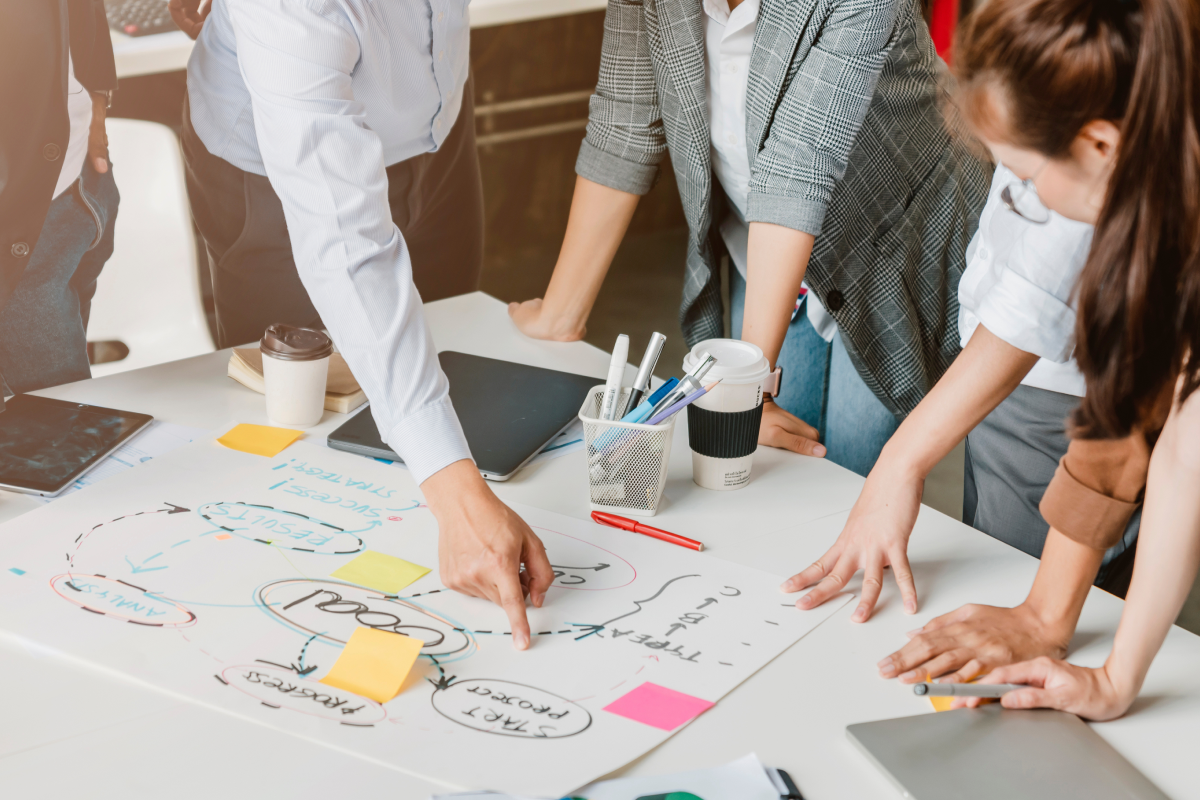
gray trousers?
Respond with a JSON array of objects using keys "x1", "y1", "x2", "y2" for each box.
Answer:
[
  {"x1": 181, "y1": 88, "x2": 484, "y2": 350},
  {"x1": 964, "y1": 384, "x2": 1141, "y2": 596}
]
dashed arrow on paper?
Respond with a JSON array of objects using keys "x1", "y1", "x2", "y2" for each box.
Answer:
[
  {"x1": 118, "y1": 505, "x2": 191, "y2": 573},
  {"x1": 124, "y1": 553, "x2": 168, "y2": 574}
]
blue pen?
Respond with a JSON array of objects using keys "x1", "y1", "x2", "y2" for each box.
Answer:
[
  {"x1": 593, "y1": 378, "x2": 679, "y2": 453},
  {"x1": 621, "y1": 377, "x2": 678, "y2": 423}
]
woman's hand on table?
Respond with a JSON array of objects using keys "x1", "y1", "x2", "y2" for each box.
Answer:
[
  {"x1": 758, "y1": 402, "x2": 826, "y2": 457},
  {"x1": 877, "y1": 602, "x2": 1073, "y2": 683},
  {"x1": 781, "y1": 468, "x2": 922, "y2": 620},
  {"x1": 954, "y1": 657, "x2": 1135, "y2": 721},
  {"x1": 507, "y1": 298, "x2": 587, "y2": 342},
  {"x1": 422, "y1": 460, "x2": 555, "y2": 650}
]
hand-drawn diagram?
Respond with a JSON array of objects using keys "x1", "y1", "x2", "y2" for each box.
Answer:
[{"x1": 0, "y1": 441, "x2": 850, "y2": 796}]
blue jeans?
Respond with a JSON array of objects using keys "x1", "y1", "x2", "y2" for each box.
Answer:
[
  {"x1": 0, "y1": 163, "x2": 118, "y2": 395},
  {"x1": 731, "y1": 269, "x2": 899, "y2": 476}
]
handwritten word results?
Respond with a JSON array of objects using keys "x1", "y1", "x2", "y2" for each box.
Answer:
[{"x1": 198, "y1": 502, "x2": 363, "y2": 555}]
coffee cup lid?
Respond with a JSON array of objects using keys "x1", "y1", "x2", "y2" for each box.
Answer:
[
  {"x1": 682, "y1": 339, "x2": 769, "y2": 384},
  {"x1": 260, "y1": 323, "x2": 334, "y2": 362}
]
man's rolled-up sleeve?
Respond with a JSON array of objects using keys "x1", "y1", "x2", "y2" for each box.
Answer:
[{"x1": 229, "y1": 0, "x2": 472, "y2": 484}]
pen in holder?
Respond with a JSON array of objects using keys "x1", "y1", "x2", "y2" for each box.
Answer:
[{"x1": 579, "y1": 386, "x2": 677, "y2": 517}]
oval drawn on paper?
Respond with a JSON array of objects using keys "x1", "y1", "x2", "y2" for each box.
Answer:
[
  {"x1": 536, "y1": 527, "x2": 636, "y2": 591},
  {"x1": 51, "y1": 573, "x2": 196, "y2": 627},
  {"x1": 257, "y1": 578, "x2": 471, "y2": 656},
  {"x1": 197, "y1": 502, "x2": 363, "y2": 555},
  {"x1": 432, "y1": 678, "x2": 592, "y2": 739},
  {"x1": 221, "y1": 664, "x2": 387, "y2": 724}
]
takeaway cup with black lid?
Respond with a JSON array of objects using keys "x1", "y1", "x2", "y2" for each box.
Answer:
[
  {"x1": 682, "y1": 339, "x2": 778, "y2": 490},
  {"x1": 260, "y1": 323, "x2": 334, "y2": 427}
]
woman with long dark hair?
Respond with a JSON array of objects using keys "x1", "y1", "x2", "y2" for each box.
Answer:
[{"x1": 888, "y1": 0, "x2": 1200, "y2": 717}]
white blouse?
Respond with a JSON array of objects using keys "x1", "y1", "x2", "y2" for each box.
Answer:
[
  {"x1": 703, "y1": 0, "x2": 837, "y2": 341},
  {"x1": 958, "y1": 164, "x2": 1093, "y2": 397}
]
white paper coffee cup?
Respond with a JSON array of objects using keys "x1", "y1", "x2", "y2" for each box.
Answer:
[
  {"x1": 260, "y1": 324, "x2": 334, "y2": 428},
  {"x1": 682, "y1": 339, "x2": 770, "y2": 490}
]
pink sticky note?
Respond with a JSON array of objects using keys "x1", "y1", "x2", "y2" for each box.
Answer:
[{"x1": 602, "y1": 682, "x2": 714, "y2": 731}]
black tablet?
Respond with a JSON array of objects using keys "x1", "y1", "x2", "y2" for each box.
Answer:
[
  {"x1": 327, "y1": 351, "x2": 597, "y2": 481},
  {"x1": 0, "y1": 394, "x2": 154, "y2": 497}
]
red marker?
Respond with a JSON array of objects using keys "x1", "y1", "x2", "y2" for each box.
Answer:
[{"x1": 590, "y1": 511, "x2": 704, "y2": 552}]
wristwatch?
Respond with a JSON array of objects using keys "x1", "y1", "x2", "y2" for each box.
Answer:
[
  {"x1": 91, "y1": 89, "x2": 114, "y2": 109},
  {"x1": 763, "y1": 366, "x2": 783, "y2": 403}
]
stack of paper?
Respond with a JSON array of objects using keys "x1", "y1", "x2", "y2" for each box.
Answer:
[{"x1": 228, "y1": 347, "x2": 367, "y2": 413}]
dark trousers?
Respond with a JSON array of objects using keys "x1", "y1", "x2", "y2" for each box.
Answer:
[
  {"x1": 181, "y1": 90, "x2": 484, "y2": 349},
  {"x1": 964, "y1": 384, "x2": 1141, "y2": 597}
]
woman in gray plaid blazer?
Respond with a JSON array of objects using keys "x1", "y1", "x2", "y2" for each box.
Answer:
[{"x1": 510, "y1": 0, "x2": 990, "y2": 474}]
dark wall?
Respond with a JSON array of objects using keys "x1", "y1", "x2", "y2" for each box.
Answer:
[{"x1": 470, "y1": 12, "x2": 686, "y2": 305}]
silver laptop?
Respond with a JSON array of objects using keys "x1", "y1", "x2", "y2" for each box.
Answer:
[{"x1": 847, "y1": 706, "x2": 1169, "y2": 800}]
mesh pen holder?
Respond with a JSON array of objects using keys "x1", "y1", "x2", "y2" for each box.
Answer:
[{"x1": 579, "y1": 386, "x2": 677, "y2": 517}]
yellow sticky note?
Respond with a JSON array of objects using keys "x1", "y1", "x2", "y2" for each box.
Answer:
[
  {"x1": 319, "y1": 627, "x2": 423, "y2": 703},
  {"x1": 330, "y1": 550, "x2": 430, "y2": 594},
  {"x1": 217, "y1": 424, "x2": 302, "y2": 457}
]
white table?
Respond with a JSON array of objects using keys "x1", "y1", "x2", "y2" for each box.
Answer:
[
  {"x1": 111, "y1": 0, "x2": 609, "y2": 79},
  {"x1": 3, "y1": 293, "x2": 1199, "y2": 799}
]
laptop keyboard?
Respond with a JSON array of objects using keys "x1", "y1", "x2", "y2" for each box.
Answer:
[{"x1": 105, "y1": 0, "x2": 178, "y2": 37}]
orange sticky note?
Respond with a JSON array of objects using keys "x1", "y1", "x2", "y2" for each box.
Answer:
[
  {"x1": 217, "y1": 424, "x2": 302, "y2": 457},
  {"x1": 319, "y1": 627, "x2": 423, "y2": 703},
  {"x1": 929, "y1": 695, "x2": 954, "y2": 712},
  {"x1": 925, "y1": 683, "x2": 998, "y2": 712}
]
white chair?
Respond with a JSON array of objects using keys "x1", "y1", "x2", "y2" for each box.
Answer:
[{"x1": 87, "y1": 118, "x2": 214, "y2": 377}]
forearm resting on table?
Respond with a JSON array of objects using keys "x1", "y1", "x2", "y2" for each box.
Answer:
[
  {"x1": 1021, "y1": 528, "x2": 1106, "y2": 636},
  {"x1": 1104, "y1": 392, "x2": 1200, "y2": 699},
  {"x1": 875, "y1": 325, "x2": 1037, "y2": 481},
  {"x1": 535, "y1": 177, "x2": 640, "y2": 336}
]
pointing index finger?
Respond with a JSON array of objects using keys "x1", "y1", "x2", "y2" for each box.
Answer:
[{"x1": 496, "y1": 572, "x2": 532, "y2": 651}]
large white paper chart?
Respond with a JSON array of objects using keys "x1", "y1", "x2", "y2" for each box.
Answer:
[{"x1": 0, "y1": 438, "x2": 849, "y2": 796}]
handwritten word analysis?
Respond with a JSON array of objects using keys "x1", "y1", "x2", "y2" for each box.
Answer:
[{"x1": 51, "y1": 574, "x2": 196, "y2": 627}]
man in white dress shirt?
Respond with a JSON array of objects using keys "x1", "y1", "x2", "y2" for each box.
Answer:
[{"x1": 172, "y1": 0, "x2": 554, "y2": 649}]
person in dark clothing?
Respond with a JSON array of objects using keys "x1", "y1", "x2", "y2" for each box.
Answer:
[{"x1": 0, "y1": 0, "x2": 119, "y2": 396}]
